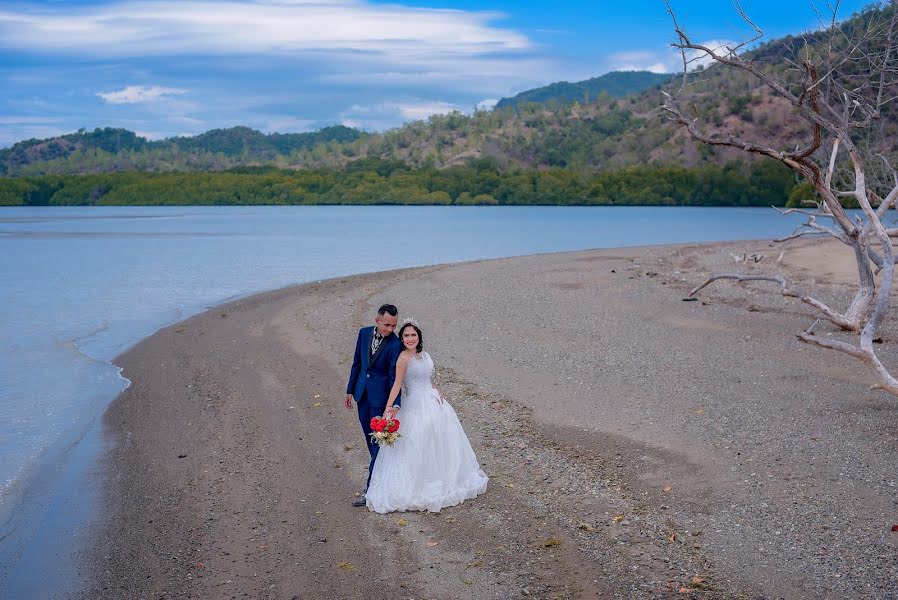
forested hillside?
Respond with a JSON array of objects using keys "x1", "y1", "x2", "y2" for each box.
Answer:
[
  {"x1": 0, "y1": 3, "x2": 891, "y2": 206},
  {"x1": 0, "y1": 125, "x2": 361, "y2": 176},
  {"x1": 493, "y1": 71, "x2": 673, "y2": 110},
  {"x1": 291, "y1": 4, "x2": 896, "y2": 174}
]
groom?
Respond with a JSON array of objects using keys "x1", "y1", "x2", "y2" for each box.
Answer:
[{"x1": 344, "y1": 303, "x2": 402, "y2": 506}]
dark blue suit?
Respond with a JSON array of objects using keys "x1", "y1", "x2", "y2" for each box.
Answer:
[{"x1": 346, "y1": 326, "x2": 402, "y2": 490}]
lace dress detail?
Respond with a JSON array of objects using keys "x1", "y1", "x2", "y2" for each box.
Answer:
[{"x1": 366, "y1": 352, "x2": 489, "y2": 513}]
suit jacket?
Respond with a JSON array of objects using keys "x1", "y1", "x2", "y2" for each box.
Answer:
[{"x1": 346, "y1": 326, "x2": 402, "y2": 409}]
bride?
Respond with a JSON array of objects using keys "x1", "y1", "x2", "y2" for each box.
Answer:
[{"x1": 366, "y1": 319, "x2": 488, "y2": 513}]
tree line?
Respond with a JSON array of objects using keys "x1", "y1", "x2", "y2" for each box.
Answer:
[{"x1": 0, "y1": 159, "x2": 811, "y2": 207}]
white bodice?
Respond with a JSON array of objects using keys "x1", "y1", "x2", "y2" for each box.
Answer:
[{"x1": 402, "y1": 351, "x2": 434, "y2": 398}]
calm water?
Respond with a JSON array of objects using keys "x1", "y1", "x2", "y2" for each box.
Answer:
[{"x1": 0, "y1": 204, "x2": 807, "y2": 592}]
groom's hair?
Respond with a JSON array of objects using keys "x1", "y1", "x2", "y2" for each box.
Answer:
[{"x1": 377, "y1": 304, "x2": 398, "y2": 317}]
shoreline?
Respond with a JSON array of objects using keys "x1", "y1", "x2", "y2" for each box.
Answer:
[
  {"x1": 73, "y1": 238, "x2": 898, "y2": 597},
  {"x1": 0, "y1": 237, "x2": 761, "y2": 598}
]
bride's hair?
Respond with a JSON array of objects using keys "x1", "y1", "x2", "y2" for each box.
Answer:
[{"x1": 398, "y1": 322, "x2": 424, "y2": 353}]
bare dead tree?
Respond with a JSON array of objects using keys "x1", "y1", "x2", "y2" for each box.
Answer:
[{"x1": 664, "y1": 1, "x2": 898, "y2": 394}]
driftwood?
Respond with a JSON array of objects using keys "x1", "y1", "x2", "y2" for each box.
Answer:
[
  {"x1": 728, "y1": 252, "x2": 764, "y2": 264},
  {"x1": 665, "y1": 1, "x2": 898, "y2": 395}
]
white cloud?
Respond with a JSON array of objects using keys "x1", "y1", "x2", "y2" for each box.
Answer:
[
  {"x1": 614, "y1": 63, "x2": 668, "y2": 74},
  {"x1": 262, "y1": 116, "x2": 316, "y2": 133},
  {"x1": 397, "y1": 101, "x2": 462, "y2": 121},
  {"x1": 684, "y1": 39, "x2": 736, "y2": 69},
  {"x1": 607, "y1": 39, "x2": 735, "y2": 75},
  {"x1": 340, "y1": 100, "x2": 466, "y2": 131},
  {"x1": 0, "y1": 1, "x2": 530, "y2": 60},
  {"x1": 340, "y1": 103, "x2": 403, "y2": 131},
  {"x1": 97, "y1": 85, "x2": 187, "y2": 104},
  {"x1": 476, "y1": 98, "x2": 498, "y2": 110},
  {"x1": 0, "y1": 0, "x2": 557, "y2": 144},
  {"x1": 608, "y1": 50, "x2": 672, "y2": 74},
  {"x1": 134, "y1": 130, "x2": 167, "y2": 140},
  {"x1": 316, "y1": 55, "x2": 555, "y2": 94}
]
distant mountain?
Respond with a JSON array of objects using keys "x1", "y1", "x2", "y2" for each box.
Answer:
[
  {"x1": 0, "y1": 125, "x2": 362, "y2": 175},
  {"x1": 0, "y1": 128, "x2": 149, "y2": 171},
  {"x1": 3, "y1": 3, "x2": 895, "y2": 179},
  {"x1": 164, "y1": 125, "x2": 361, "y2": 158},
  {"x1": 494, "y1": 71, "x2": 674, "y2": 110}
]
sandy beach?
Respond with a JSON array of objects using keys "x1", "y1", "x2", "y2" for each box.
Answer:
[{"x1": 78, "y1": 238, "x2": 898, "y2": 599}]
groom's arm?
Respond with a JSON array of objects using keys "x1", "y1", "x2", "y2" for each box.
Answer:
[{"x1": 346, "y1": 328, "x2": 364, "y2": 398}]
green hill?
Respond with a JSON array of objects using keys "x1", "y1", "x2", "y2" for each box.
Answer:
[
  {"x1": 164, "y1": 125, "x2": 361, "y2": 158},
  {"x1": 0, "y1": 125, "x2": 362, "y2": 175},
  {"x1": 1, "y1": 1, "x2": 893, "y2": 207},
  {"x1": 1, "y1": 40, "x2": 843, "y2": 177},
  {"x1": 494, "y1": 71, "x2": 673, "y2": 110}
]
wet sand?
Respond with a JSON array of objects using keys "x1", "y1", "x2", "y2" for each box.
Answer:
[{"x1": 80, "y1": 238, "x2": 898, "y2": 599}]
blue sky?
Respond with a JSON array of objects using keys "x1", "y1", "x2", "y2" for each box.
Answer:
[{"x1": 0, "y1": 0, "x2": 871, "y2": 146}]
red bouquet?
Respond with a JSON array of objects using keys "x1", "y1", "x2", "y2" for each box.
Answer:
[{"x1": 369, "y1": 416, "x2": 401, "y2": 446}]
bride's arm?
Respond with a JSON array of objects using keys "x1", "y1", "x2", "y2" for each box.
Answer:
[
  {"x1": 431, "y1": 355, "x2": 444, "y2": 404},
  {"x1": 384, "y1": 354, "x2": 409, "y2": 417}
]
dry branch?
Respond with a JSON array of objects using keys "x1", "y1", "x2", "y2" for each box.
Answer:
[{"x1": 689, "y1": 273, "x2": 863, "y2": 331}]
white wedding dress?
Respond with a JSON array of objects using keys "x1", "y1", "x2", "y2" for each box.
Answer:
[{"x1": 366, "y1": 351, "x2": 488, "y2": 513}]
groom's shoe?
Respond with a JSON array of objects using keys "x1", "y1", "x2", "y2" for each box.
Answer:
[{"x1": 352, "y1": 494, "x2": 366, "y2": 507}]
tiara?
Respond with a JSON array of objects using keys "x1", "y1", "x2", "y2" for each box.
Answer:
[{"x1": 400, "y1": 317, "x2": 420, "y2": 329}]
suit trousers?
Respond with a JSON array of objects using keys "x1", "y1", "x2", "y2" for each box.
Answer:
[{"x1": 356, "y1": 393, "x2": 383, "y2": 491}]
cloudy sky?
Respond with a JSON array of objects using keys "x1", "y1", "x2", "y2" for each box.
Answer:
[{"x1": 0, "y1": 0, "x2": 867, "y2": 146}]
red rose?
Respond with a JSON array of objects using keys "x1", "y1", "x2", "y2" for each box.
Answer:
[
  {"x1": 386, "y1": 419, "x2": 400, "y2": 433},
  {"x1": 370, "y1": 417, "x2": 385, "y2": 432}
]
